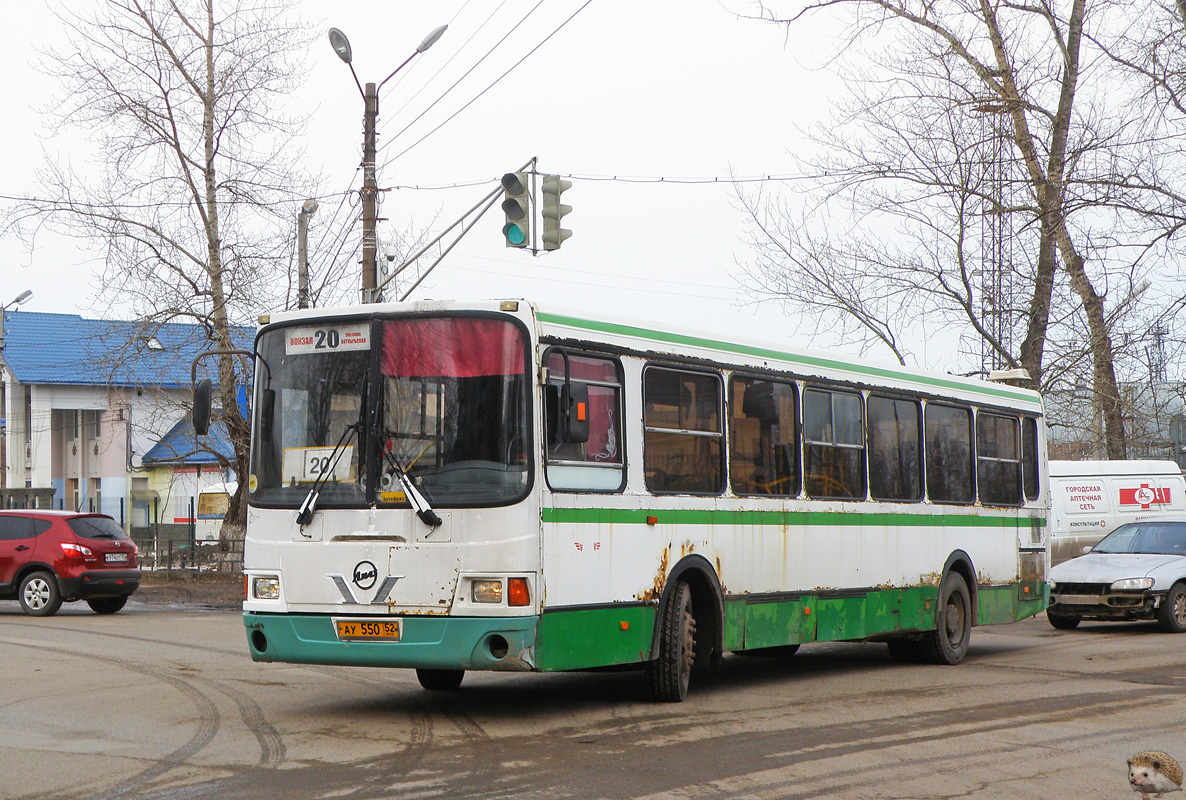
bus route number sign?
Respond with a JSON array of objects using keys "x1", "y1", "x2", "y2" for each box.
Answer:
[
  {"x1": 282, "y1": 446, "x2": 355, "y2": 483},
  {"x1": 285, "y1": 323, "x2": 371, "y2": 355},
  {"x1": 334, "y1": 619, "x2": 401, "y2": 641}
]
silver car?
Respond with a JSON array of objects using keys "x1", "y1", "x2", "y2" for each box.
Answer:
[{"x1": 1047, "y1": 517, "x2": 1186, "y2": 632}]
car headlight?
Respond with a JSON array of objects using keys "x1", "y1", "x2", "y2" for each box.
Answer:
[{"x1": 1110, "y1": 577, "x2": 1154, "y2": 591}]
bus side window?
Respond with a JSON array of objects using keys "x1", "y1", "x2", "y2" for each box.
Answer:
[
  {"x1": 977, "y1": 412, "x2": 1021, "y2": 506},
  {"x1": 544, "y1": 350, "x2": 624, "y2": 493},
  {"x1": 730, "y1": 376, "x2": 798, "y2": 496},
  {"x1": 803, "y1": 387, "x2": 865, "y2": 500},
  {"x1": 1021, "y1": 416, "x2": 1040, "y2": 501},
  {"x1": 925, "y1": 403, "x2": 974, "y2": 504},
  {"x1": 867, "y1": 395, "x2": 922, "y2": 502},
  {"x1": 644, "y1": 367, "x2": 724, "y2": 495}
]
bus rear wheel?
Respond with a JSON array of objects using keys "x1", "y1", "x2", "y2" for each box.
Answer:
[
  {"x1": 647, "y1": 581, "x2": 696, "y2": 702},
  {"x1": 920, "y1": 572, "x2": 971, "y2": 665},
  {"x1": 416, "y1": 668, "x2": 464, "y2": 691}
]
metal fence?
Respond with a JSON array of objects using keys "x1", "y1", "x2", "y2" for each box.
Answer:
[{"x1": 134, "y1": 537, "x2": 244, "y2": 575}]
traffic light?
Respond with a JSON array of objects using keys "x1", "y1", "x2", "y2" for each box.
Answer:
[
  {"x1": 501, "y1": 172, "x2": 530, "y2": 248},
  {"x1": 541, "y1": 175, "x2": 572, "y2": 251}
]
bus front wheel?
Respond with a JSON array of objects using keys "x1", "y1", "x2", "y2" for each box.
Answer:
[
  {"x1": 647, "y1": 581, "x2": 696, "y2": 702},
  {"x1": 920, "y1": 572, "x2": 971, "y2": 665},
  {"x1": 416, "y1": 668, "x2": 464, "y2": 691}
]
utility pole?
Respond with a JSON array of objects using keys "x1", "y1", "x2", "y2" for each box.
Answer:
[
  {"x1": 361, "y1": 82, "x2": 379, "y2": 303},
  {"x1": 297, "y1": 199, "x2": 318, "y2": 309},
  {"x1": 327, "y1": 24, "x2": 447, "y2": 304}
]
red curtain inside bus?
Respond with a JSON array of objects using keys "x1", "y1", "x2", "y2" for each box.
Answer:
[{"x1": 381, "y1": 318, "x2": 525, "y2": 378}]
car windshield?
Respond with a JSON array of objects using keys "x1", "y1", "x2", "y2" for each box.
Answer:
[{"x1": 1093, "y1": 521, "x2": 1186, "y2": 555}]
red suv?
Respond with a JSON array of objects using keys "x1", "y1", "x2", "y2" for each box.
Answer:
[{"x1": 0, "y1": 510, "x2": 141, "y2": 616}]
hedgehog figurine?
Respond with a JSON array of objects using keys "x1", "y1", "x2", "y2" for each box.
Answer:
[{"x1": 1129, "y1": 751, "x2": 1184, "y2": 799}]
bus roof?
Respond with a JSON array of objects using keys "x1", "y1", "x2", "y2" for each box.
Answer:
[{"x1": 258, "y1": 299, "x2": 1044, "y2": 411}]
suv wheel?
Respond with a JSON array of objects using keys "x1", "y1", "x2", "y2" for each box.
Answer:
[{"x1": 19, "y1": 571, "x2": 63, "y2": 617}]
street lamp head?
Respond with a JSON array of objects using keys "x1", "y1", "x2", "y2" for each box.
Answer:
[
  {"x1": 301, "y1": 198, "x2": 319, "y2": 216},
  {"x1": 417, "y1": 24, "x2": 448, "y2": 53},
  {"x1": 328, "y1": 28, "x2": 352, "y2": 64},
  {"x1": 4, "y1": 290, "x2": 32, "y2": 311}
]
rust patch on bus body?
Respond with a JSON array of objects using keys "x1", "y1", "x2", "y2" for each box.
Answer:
[{"x1": 637, "y1": 547, "x2": 670, "y2": 602}]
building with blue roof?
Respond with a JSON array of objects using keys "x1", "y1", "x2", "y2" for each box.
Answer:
[{"x1": 0, "y1": 308, "x2": 252, "y2": 541}]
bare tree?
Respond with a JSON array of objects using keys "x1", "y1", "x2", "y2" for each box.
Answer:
[
  {"x1": 9, "y1": 0, "x2": 318, "y2": 539},
  {"x1": 741, "y1": 0, "x2": 1186, "y2": 458}
]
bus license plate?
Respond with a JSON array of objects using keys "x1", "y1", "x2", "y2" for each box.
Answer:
[{"x1": 335, "y1": 619, "x2": 401, "y2": 642}]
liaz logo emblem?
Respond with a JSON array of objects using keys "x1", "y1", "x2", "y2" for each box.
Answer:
[
  {"x1": 352, "y1": 561, "x2": 377, "y2": 590},
  {"x1": 1119, "y1": 484, "x2": 1171, "y2": 510},
  {"x1": 327, "y1": 563, "x2": 403, "y2": 605}
]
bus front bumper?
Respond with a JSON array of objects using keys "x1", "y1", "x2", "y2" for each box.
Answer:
[{"x1": 242, "y1": 612, "x2": 538, "y2": 671}]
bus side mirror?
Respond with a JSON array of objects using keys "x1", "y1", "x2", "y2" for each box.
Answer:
[
  {"x1": 193, "y1": 378, "x2": 212, "y2": 436},
  {"x1": 562, "y1": 382, "x2": 590, "y2": 444},
  {"x1": 546, "y1": 383, "x2": 590, "y2": 444}
]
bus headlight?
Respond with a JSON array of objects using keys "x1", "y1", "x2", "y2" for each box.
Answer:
[
  {"x1": 471, "y1": 579, "x2": 503, "y2": 604},
  {"x1": 1110, "y1": 577, "x2": 1154, "y2": 592},
  {"x1": 252, "y1": 575, "x2": 281, "y2": 600}
]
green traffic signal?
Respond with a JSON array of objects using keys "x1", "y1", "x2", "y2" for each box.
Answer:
[{"x1": 501, "y1": 172, "x2": 530, "y2": 248}]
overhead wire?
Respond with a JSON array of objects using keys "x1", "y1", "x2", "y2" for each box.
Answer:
[
  {"x1": 376, "y1": 0, "x2": 547, "y2": 158},
  {"x1": 380, "y1": 0, "x2": 594, "y2": 168},
  {"x1": 377, "y1": 0, "x2": 507, "y2": 131}
]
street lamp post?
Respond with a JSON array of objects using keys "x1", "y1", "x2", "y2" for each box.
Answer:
[
  {"x1": 328, "y1": 24, "x2": 447, "y2": 304},
  {"x1": 0, "y1": 289, "x2": 33, "y2": 354},
  {"x1": 0, "y1": 289, "x2": 33, "y2": 493}
]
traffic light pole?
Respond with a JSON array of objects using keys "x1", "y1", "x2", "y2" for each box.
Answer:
[{"x1": 375, "y1": 158, "x2": 536, "y2": 300}]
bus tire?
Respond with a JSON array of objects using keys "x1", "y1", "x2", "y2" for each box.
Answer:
[
  {"x1": 416, "y1": 668, "x2": 464, "y2": 691},
  {"x1": 87, "y1": 595, "x2": 129, "y2": 615},
  {"x1": 919, "y1": 571, "x2": 971, "y2": 665},
  {"x1": 647, "y1": 581, "x2": 696, "y2": 702},
  {"x1": 1046, "y1": 609, "x2": 1081, "y2": 630},
  {"x1": 886, "y1": 637, "x2": 924, "y2": 663},
  {"x1": 736, "y1": 644, "x2": 800, "y2": 658},
  {"x1": 1157, "y1": 583, "x2": 1186, "y2": 633}
]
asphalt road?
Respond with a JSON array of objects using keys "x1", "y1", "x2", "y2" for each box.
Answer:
[{"x1": 1, "y1": 598, "x2": 1183, "y2": 800}]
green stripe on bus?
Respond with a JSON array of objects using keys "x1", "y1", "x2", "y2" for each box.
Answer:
[
  {"x1": 542, "y1": 506, "x2": 1044, "y2": 529},
  {"x1": 536, "y1": 605, "x2": 656, "y2": 671},
  {"x1": 534, "y1": 585, "x2": 1047, "y2": 670},
  {"x1": 537, "y1": 311, "x2": 1036, "y2": 403}
]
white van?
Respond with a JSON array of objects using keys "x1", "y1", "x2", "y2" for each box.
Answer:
[
  {"x1": 1049, "y1": 460, "x2": 1186, "y2": 565},
  {"x1": 195, "y1": 482, "x2": 237, "y2": 542}
]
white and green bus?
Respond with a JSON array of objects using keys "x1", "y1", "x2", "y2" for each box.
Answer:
[{"x1": 221, "y1": 299, "x2": 1048, "y2": 701}]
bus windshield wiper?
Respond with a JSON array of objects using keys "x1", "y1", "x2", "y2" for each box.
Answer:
[
  {"x1": 376, "y1": 435, "x2": 442, "y2": 528},
  {"x1": 295, "y1": 421, "x2": 359, "y2": 527}
]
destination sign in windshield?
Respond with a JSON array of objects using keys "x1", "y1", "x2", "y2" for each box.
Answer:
[{"x1": 285, "y1": 323, "x2": 370, "y2": 355}]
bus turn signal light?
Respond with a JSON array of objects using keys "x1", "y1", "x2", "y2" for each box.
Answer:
[{"x1": 508, "y1": 577, "x2": 530, "y2": 606}]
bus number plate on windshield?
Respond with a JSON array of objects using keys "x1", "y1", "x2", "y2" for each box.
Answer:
[{"x1": 335, "y1": 619, "x2": 401, "y2": 642}]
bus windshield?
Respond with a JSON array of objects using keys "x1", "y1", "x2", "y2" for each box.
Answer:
[
  {"x1": 249, "y1": 315, "x2": 530, "y2": 508},
  {"x1": 379, "y1": 317, "x2": 529, "y2": 505}
]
